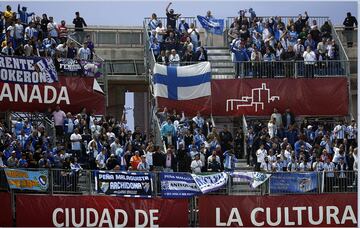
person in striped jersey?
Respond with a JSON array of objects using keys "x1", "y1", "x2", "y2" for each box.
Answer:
[
  {"x1": 333, "y1": 121, "x2": 346, "y2": 144},
  {"x1": 346, "y1": 120, "x2": 357, "y2": 147}
]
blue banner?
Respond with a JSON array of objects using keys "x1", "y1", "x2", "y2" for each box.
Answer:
[
  {"x1": 0, "y1": 56, "x2": 58, "y2": 84},
  {"x1": 197, "y1": 15, "x2": 224, "y2": 35},
  {"x1": 4, "y1": 169, "x2": 49, "y2": 191},
  {"x1": 95, "y1": 171, "x2": 152, "y2": 197},
  {"x1": 270, "y1": 172, "x2": 318, "y2": 193},
  {"x1": 160, "y1": 172, "x2": 201, "y2": 198}
]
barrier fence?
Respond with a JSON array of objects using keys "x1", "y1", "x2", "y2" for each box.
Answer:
[{"x1": 0, "y1": 168, "x2": 357, "y2": 196}]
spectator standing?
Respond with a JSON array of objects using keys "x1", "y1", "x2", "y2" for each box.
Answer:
[
  {"x1": 78, "y1": 42, "x2": 91, "y2": 60},
  {"x1": 73, "y1": 11, "x2": 87, "y2": 43},
  {"x1": 148, "y1": 13, "x2": 159, "y2": 31},
  {"x1": 17, "y1": 4, "x2": 34, "y2": 25},
  {"x1": 178, "y1": 18, "x2": 189, "y2": 34},
  {"x1": 165, "y1": 2, "x2": 181, "y2": 30},
  {"x1": 70, "y1": 128, "x2": 82, "y2": 158},
  {"x1": 47, "y1": 16, "x2": 58, "y2": 42},
  {"x1": 52, "y1": 105, "x2": 66, "y2": 141},
  {"x1": 187, "y1": 23, "x2": 200, "y2": 51},
  {"x1": 58, "y1": 20, "x2": 68, "y2": 44},
  {"x1": 95, "y1": 148, "x2": 107, "y2": 170},
  {"x1": 191, "y1": 154, "x2": 202, "y2": 173},
  {"x1": 255, "y1": 144, "x2": 267, "y2": 171},
  {"x1": 137, "y1": 155, "x2": 150, "y2": 171},
  {"x1": 343, "y1": 12, "x2": 357, "y2": 47},
  {"x1": 302, "y1": 46, "x2": 316, "y2": 78},
  {"x1": 204, "y1": 10, "x2": 214, "y2": 46}
]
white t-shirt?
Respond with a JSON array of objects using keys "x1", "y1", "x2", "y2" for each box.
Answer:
[
  {"x1": 70, "y1": 133, "x2": 82, "y2": 150},
  {"x1": 78, "y1": 47, "x2": 91, "y2": 60},
  {"x1": 256, "y1": 149, "x2": 267, "y2": 163},
  {"x1": 191, "y1": 160, "x2": 202, "y2": 173}
]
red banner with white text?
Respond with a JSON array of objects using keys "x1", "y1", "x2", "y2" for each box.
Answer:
[
  {"x1": 0, "y1": 192, "x2": 12, "y2": 227},
  {"x1": 0, "y1": 76, "x2": 105, "y2": 115},
  {"x1": 211, "y1": 78, "x2": 348, "y2": 116},
  {"x1": 199, "y1": 194, "x2": 357, "y2": 227},
  {"x1": 16, "y1": 195, "x2": 188, "y2": 227}
]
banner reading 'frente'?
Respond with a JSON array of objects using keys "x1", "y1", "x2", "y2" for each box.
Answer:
[
  {"x1": 16, "y1": 195, "x2": 188, "y2": 227},
  {"x1": 199, "y1": 194, "x2": 357, "y2": 227}
]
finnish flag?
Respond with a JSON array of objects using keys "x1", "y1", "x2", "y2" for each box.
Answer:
[{"x1": 152, "y1": 62, "x2": 212, "y2": 100}]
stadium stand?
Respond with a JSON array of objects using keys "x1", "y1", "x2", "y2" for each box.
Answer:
[{"x1": 0, "y1": 3, "x2": 357, "y2": 227}]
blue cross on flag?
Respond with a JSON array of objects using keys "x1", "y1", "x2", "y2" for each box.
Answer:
[{"x1": 152, "y1": 62, "x2": 212, "y2": 101}]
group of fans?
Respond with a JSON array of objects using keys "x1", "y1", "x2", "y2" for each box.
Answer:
[{"x1": 0, "y1": 4, "x2": 94, "y2": 62}]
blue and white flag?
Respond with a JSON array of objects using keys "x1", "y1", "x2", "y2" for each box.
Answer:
[
  {"x1": 269, "y1": 172, "x2": 318, "y2": 193},
  {"x1": 160, "y1": 172, "x2": 201, "y2": 198},
  {"x1": 231, "y1": 171, "x2": 271, "y2": 188},
  {"x1": 153, "y1": 62, "x2": 211, "y2": 100},
  {"x1": 35, "y1": 57, "x2": 58, "y2": 83},
  {"x1": 191, "y1": 172, "x2": 228, "y2": 194},
  {"x1": 197, "y1": 15, "x2": 224, "y2": 35}
]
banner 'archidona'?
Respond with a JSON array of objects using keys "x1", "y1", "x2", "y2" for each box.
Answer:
[{"x1": 0, "y1": 56, "x2": 105, "y2": 114}]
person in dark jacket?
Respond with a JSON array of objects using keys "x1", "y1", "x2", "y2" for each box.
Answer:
[
  {"x1": 281, "y1": 46, "x2": 296, "y2": 78},
  {"x1": 282, "y1": 108, "x2": 295, "y2": 129},
  {"x1": 343, "y1": 12, "x2": 358, "y2": 47},
  {"x1": 194, "y1": 46, "x2": 208, "y2": 61}
]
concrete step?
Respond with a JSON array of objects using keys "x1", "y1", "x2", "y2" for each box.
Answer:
[
  {"x1": 208, "y1": 55, "x2": 232, "y2": 61},
  {"x1": 211, "y1": 62, "x2": 234, "y2": 68},
  {"x1": 212, "y1": 74, "x2": 235, "y2": 79},
  {"x1": 205, "y1": 46, "x2": 230, "y2": 50},
  {"x1": 212, "y1": 68, "x2": 235, "y2": 74},
  {"x1": 207, "y1": 49, "x2": 230, "y2": 55}
]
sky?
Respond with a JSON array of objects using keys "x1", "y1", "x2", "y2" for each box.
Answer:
[{"x1": 3, "y1": 1, "x2": 358, "y2": 27}]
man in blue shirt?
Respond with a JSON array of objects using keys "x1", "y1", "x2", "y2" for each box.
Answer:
[
  {"x1": 231, "y1": 41, "x2": 250, "y2": 78},
  {"x1": 18, "y1": 4, "x2": 34, "y2": 25},
  {"x1": 161, "y1": 118, "x2": 176, "y2": 148}
]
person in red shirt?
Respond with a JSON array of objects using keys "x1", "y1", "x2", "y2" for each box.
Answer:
[{"x1": 57, "y1": 20, "x2": 68, "y2": 44}]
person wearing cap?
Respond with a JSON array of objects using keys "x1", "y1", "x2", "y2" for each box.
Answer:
[
  {"x1": 178, "y1": 18, "x2": 189, "y2": 34},
  {"x1": 137, "y1": 155, "x2": 150, "y2": 172},
  {"x1": 166, "y1": 2, "x2": 181, "y2": 30}
]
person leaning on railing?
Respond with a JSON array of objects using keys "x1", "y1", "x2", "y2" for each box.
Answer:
[{"x1": 343, "y1": 12, "x2": 357, "y2": 48}]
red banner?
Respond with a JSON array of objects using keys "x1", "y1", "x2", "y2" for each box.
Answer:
[
  {"x1": 16, "y1": 195, "x2": 188, "y2": 227},
  {"x1": 211, "y1": 78, "x2": 348, "y2": 116},
  {"x1": 0, "y1": 192, "x2": 12, "y2": 227},
  {"x1": 199, "y1": 194, "x2": 357, "y2": 227},
  {"x1": 0, "y1": 76, "x2": 105, "y2": 115}
]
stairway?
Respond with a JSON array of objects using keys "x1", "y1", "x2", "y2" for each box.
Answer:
[{"x1": 206, "y1": 47, "x2": 235, "y2": 79}]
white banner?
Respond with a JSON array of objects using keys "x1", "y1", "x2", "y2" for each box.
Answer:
[
  {"x1": 231, "y1": 172, "x2": 271, "y2": 188},
  {"x1": 191, "y1": 172, "x2": 228, "y2": 194}
]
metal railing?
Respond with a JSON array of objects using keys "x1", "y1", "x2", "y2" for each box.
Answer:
[
  {"x1": 104, "y1": 59, "x2": 145, "y2": 76},
  {"x1": 334, "y1": 27, "x2": 358, "y2": 47},
  {"x1": 67, "y1": 25, "x2": 144, "y2": 48},
  {"x1": 144, "y1": 17, "x2": 197, "y2": 31},
  {"x1": 154, "y1": 60, "x2": 349, "y2": 78},
  {"x1": 226, "y1": 16, "x2": 330, "y2": 29},
  {"x1": 0, "y1": 168, "x2": 356, "y2": 196}
]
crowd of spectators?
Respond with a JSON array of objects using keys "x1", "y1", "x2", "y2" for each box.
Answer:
[
  {"x1": 0, "y1": 5, "x2": 94, "y2": 63},
  {"x1": 228, "y1": 10, "x2": 343, "y2": 78},
  {"x1": 147, "y1": 2, "x2": 208, "y2": 66}
]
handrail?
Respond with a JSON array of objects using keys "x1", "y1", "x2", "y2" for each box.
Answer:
[{"x1": 67, "y1": 33, "x2": 105, "y2": 62}]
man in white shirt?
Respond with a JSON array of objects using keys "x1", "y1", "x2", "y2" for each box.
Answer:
[
  {"x1": 260, "y1": 157, "x2": 272, "y2": 172},
  {"x1": 333, "y1": 121, "x2": 346, "y2": 144},
  {"x1": 110, "y1": 138, "x2": 122, "y2": 155},
  {"x1": 70, "y1": 128, "x2": 82, "y2": 158},
  {"x1": 24, "y1": 40, "x2": 33, "y2": 56},
  {"x1": 256, "y1": 144, "x2": 267, "y2": 171},
  {"x1": 47, "y1": 16, "x2": 58, "y2": 40},
  {"x1": 191, "y1": 154, "x2": 202, "y2": 173},
  {"x1": 56, "y1": 42, "x2": 68, "y2": 57},
  {"x1": 303, "y1": 46, "x2": 316, "y2": 78},
  {"x1": 346, "y1": 120, "x2": 357, "y2": 147},
  {"x1": 187, "y1": 23, "x2": 199, "y2": 51},
  {"x1": 155, "y1": 22, "x2": 167, "y2": 43},
  {"x1": 96, "y1": 148, "x2": 107, "y2": 170},
  {"x1": 169, "y1": 49, "x2": 180, "y2": 66},
  {"x1": 14, "y1": 19, "x2": 24, "y2": 44},
  {"x1": 323, "y1": 157, "x2": 335, "y2": 192},
  {"x1": 78, "y1": 42, "x2": 91, "y2": 60}
]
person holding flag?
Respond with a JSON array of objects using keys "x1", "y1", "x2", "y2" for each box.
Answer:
[{"x1": 197, "y1": 11, "x2": 224, "y2": 46}]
